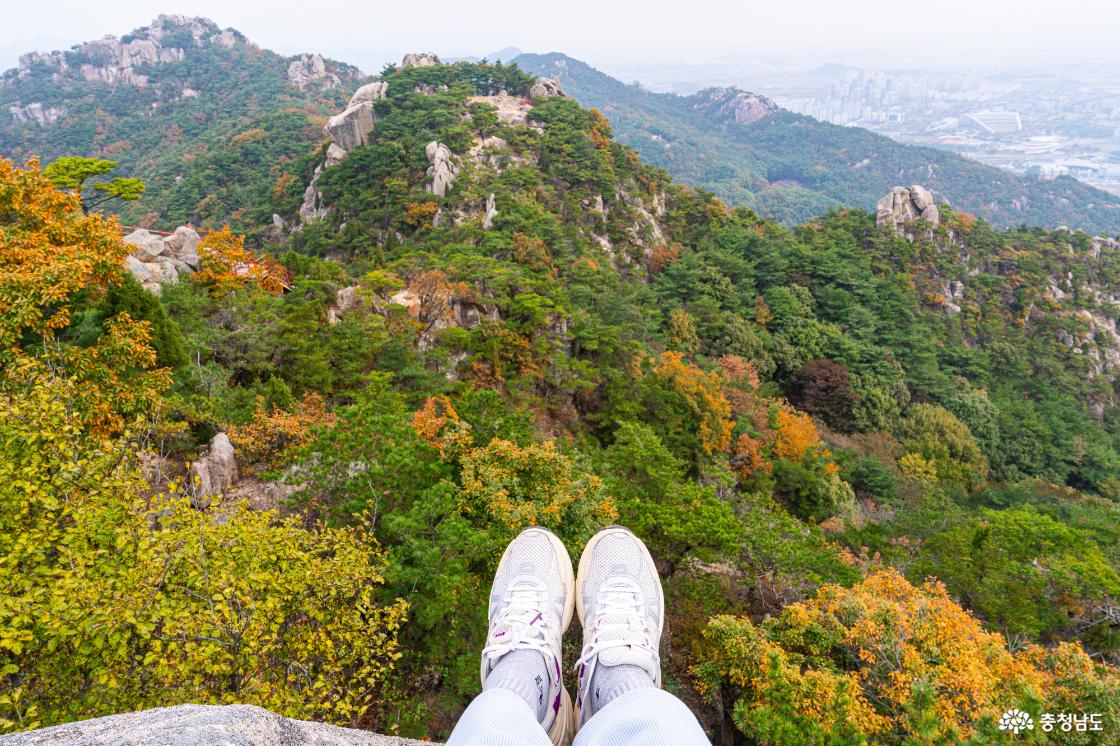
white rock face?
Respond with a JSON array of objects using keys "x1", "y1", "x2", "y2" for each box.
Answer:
[
  {"x1": 123, "y1": 229, "x2": 166, "y2": 261},
  {"x1": 1, "y1": 704, "x2": 428, "y2": 746},
  {"x1": 15, "y1": 16, "x2": 241, "y2": 90},
  {"x1": 122, "y1": 226, "x2": 202, "y2": 294},
  {"x1": 8, "y1": 102, "x2": 66, "y2": 126},
  {"x1": 348, "y1": 81, "x2": 389, "y2": 107},
  {"x1": 326, "y1": 101, "x2": 377, "y2": 152},
  {"x1": 483, "y1": 193, "x2": 498, "y2": 229},
  {"x1": 876, "y1": 185, "x2": 941, "y2": 234},
  {"x1": 299, "y1": 166, "x2": 329, "y2": 223},
  {"x1": 187, "y1": 433, "x2": 238, "y2": 508},
  {"x1": 529, "y1": 77, "x2": 566, "y2": 98},
  {"x1": 425, "y1": 141, "x2": 459, "y2": 197},
  {"x1": 287, "y1": 53, "x2": 341, "y2": 90},
  {"x1": 401, "y1": 52, "x2": 440, "y2": 68},
  {"x1": 322, "y1": 81, "x2": 387, "y2": 156}
]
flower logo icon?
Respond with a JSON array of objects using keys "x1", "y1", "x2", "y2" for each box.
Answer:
[{"x1": 999, "y1": 709, "x2": 1035, "y2": 735}]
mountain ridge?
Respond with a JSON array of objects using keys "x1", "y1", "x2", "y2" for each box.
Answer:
[{"x1": 513, "y1": 51, "x2": 1120, "y2": 233}]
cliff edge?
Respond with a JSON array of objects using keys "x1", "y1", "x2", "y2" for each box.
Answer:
[{"x1": 0, "y1": 705, "x2": 432, "y2": 746}]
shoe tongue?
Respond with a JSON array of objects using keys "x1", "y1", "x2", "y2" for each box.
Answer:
[{"x1": 595, "y1": 613, "x2": 659, "y2": 677}]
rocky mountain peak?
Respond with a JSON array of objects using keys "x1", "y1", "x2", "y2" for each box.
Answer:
[
  {"x1": 12, "y1": 16, "x2": 249, "y2": 89},
  {"x1": 691, "y1": 87, "x2": 777, "y2": 125},
  {"x1": 401, "y1": 52, "x2": 441, "y2": 68},
  {"x1": 876, "y1": 185, "x2": 941, "y2": 235}
]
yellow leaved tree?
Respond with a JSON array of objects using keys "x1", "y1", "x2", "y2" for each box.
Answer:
[
  {"x1": 694, "y1": 570, "x2": 1120, "y2": 745},
  {"x1": 0, "y1": 158, "x2": 408, "y2": 734}
]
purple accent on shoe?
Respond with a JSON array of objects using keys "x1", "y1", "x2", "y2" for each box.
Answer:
[
  {"x1": 554, "y1": 657, "x2": 561, "y2": 678},
  {"x1": 553, "y1": 690, "x2": 561, "y2": 714},
  {"x1": 495, "y1": 629, "x2": 507, "y2": 637},
  {"x1": 530, "y1": 611, "x2": 542, "y2": 625}
]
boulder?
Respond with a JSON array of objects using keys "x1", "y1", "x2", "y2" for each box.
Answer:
[
  {"x1": 164, "y1": 225, "x2": 201, "y2": 270},
  {"x1": 122, "y1": 226, "x2": 200, "y2": 291},
  {"x1": 1, "y1": 704, "x2": 429, "y2": 746},
  {"x1": 876, "y1": 185, "x2": 941, "y2": 235},
  {"x1": 425, "y1": 141, "x2": 459, "y2": 197},
  {"x1": 123, "y1": 228, "x2": 166, "y2": 262},
  {"x1": 325, "y1": 101, "x2": 376, "y2": 152},
  {"x1": 348, "y1": 81, "x2": 388, "y2": 107},
  {"x1": 124, "y1": 255, "x2": 164, "y2": 295},
  {"x1": 187, "y1": 433, "x2": 238, "y2": 509},
  {"x1": 529, "y1": 77, "x2": 566, "y2": 98},
  {"x1": 401, "y1": 52, "x2": 440, "y2": 68},
  {"x1": 389, "y1": 289, "x2": 422, "y2": 318}
]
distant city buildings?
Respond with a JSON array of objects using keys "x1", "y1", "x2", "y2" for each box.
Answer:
[{"x1": 758, "y1": 65, "x2": 1120, "y2": 197}]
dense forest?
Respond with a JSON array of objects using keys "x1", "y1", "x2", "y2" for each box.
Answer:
[
  {"x1": 514, "y1": 52, "x2": 1120, "y2": 232},
  {"x1": 5, "y1": 28, "x2": 1120, "y2": 745}
]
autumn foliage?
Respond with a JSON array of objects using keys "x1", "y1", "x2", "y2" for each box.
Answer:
[
  {"x1": 192, "y1": 226, "x2": 286, "y2": 296},
  {"x1": 228, "y1": 392, "x2": 334, "y2": 474},
  {"x1": 695, "y1": 570, "x2": 1120, "y2": 744},
  {"x1": 653, "y1": 351, "x2": 734, "y2": 456},
  {"x1": 0, "y1": 157, "x2": 127, "y2": 354}
]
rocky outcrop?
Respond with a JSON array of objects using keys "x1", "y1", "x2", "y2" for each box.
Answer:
[
  {"x1": 1090, "y1": 235, "x2": 1120, "y2": 259},
  {"x1": 325, "y1": 85, "x2": 383, "y2": 152},
  {"x1": 8, "y1": 102, "x2": 65, "y2": 126},
  {"x1": 122, "y1": 226, "x2": 201, "y2": 295},
  {"x1": 349, "y1": 81, "x2": 389, "y2": 107},
  {"x1": 295, "y1": 81, "x2": 390, "y2": 225},
  {"x1": 425, "y1": 141, "x2": 459, "y2": 197},
  {"x1": 691, "y1": 87, "x2": 776, "y2": 126},
  {"x1": 299, "y1": 166, "x2": 329, "y2": 224},
  {"x1": 2, "y1": 704, "x2": 429, "y2": 746},
  {"x1": 876, "y1": 185, "x2": 941, "y2": 235},
  {"x1": 529, "y1": 77, "x2": 566, "y2": 98},
  {"x1": 467, "y1": 94, "x2": 534, "y2": 127},
  {"x1": 401, "y1": 52, "x2": 440, "y2": 68},
  {"x1": 287, "y1": 53, "x2": 341, "y2": 90},
  {"x1": 187, "y1": 433, "x2": 238, "y2": 509},
  {"x1": 483, "y1": 193, "x2": 498, "y2": 229},
  {"x1": 15, "y1": 16, "x2": 247, "y2": 90}
]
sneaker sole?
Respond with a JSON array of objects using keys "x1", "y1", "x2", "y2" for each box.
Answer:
[
  {"x1": 514, "y1": 527, "x2": 576, "y2": 746},
  {"x1": 573, "y1": 525, "x2": 665, "y2": 730}
]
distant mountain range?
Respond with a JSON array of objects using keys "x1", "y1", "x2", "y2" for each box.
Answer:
[
  {"x1": 514, "y1": 52, "x2": 1120, "y2": 233},
  {"x1": 3, "y1": 19, "x2": 1119, "y2": 236}
]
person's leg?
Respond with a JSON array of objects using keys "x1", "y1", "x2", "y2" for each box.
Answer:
[
  {"x1": 571, "y1": 688, "x2": 711, "y2": 746},
  {"x1": 572, "y1": 526, "x2": 711, "y2": 746},
  {"x1": 446, "y1": 527, "x2": 576, "y2": 746},
  {"x1": 446, "y1": 688, "x2": 554, "y2": 746}
]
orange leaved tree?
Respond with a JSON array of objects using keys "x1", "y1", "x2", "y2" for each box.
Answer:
[
  {"x1": 695, "y1": 570, "x2": 1120, "y2": 745},
  {"x1": 193, "y1": 226, "x2": 286, "y2": 296}
]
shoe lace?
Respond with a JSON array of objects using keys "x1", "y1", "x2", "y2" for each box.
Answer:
[
  {"x1": 575, "y1": 579, "x2": 658, "y2": 674},
  {"x1": 482, "y1": 582, "x2": 556, "y2": 663}
]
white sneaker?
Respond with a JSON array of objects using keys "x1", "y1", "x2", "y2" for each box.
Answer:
[
  {"x1": 574, "y1": 526, "x2": 664, "y2": 728},
  {"x1": 482, "y1": 527, "x2": 575, "y2": 745}
]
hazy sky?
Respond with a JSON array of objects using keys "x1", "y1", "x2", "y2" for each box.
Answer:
[{"x1": 3, "y1": 0, "x2": 1120, "y2": 77}]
